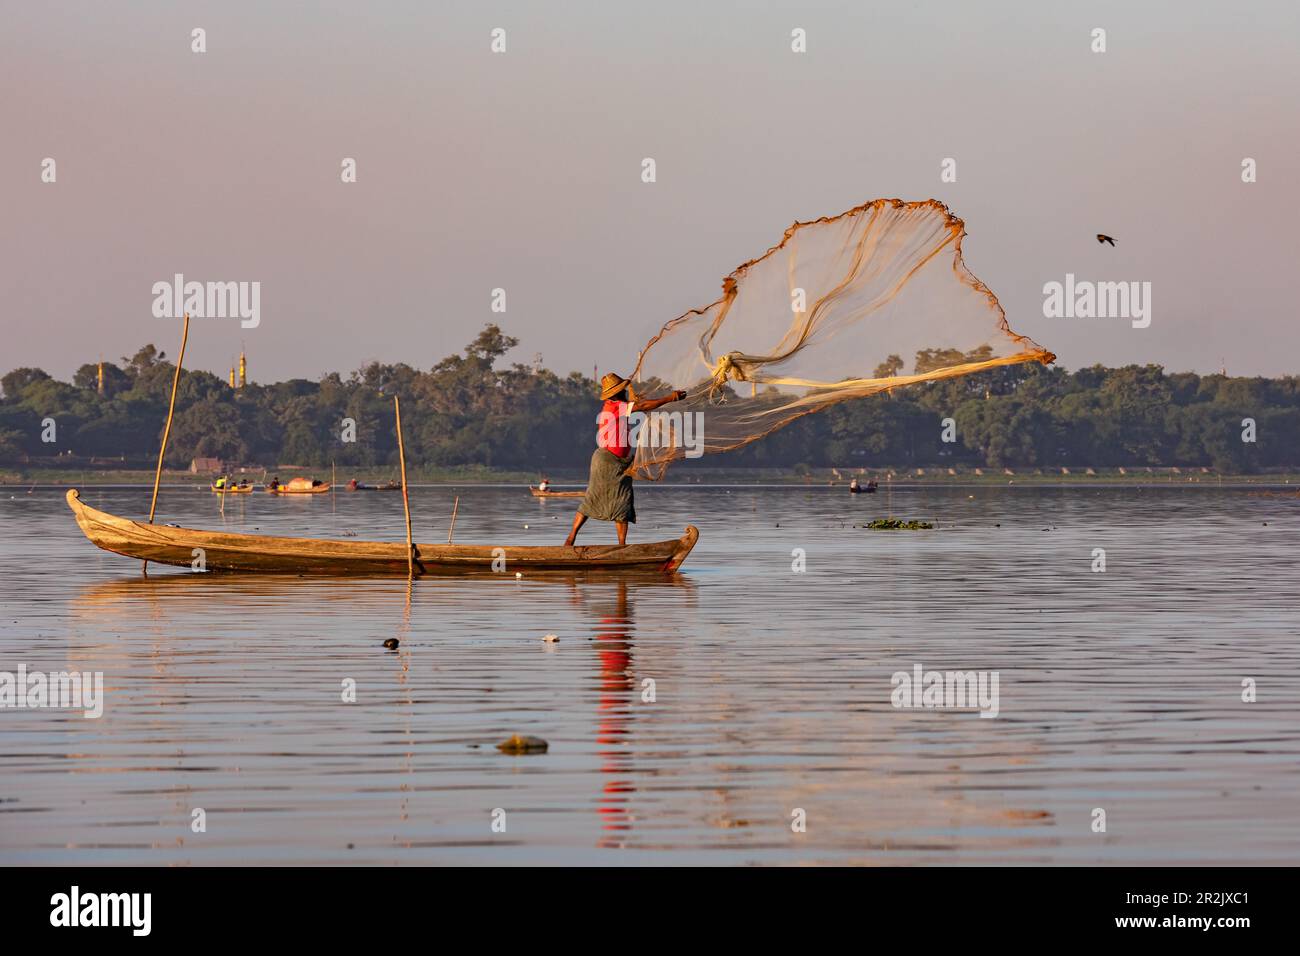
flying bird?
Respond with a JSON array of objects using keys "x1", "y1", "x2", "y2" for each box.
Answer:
[{"x1": 1096, "y1": 234, "x2": 1116, "y2": 246}]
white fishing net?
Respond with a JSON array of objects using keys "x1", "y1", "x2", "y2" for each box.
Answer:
[{"x1": 629, "y1": 199, "x2": 1054, "y2": 478}]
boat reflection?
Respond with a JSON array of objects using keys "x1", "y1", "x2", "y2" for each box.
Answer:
[
  {"x1": 67, "y1": 568, "x2": 697, "y2": 851},
  {"x1": 556, "y1": 574, "x2": 697, "y2": 848}
]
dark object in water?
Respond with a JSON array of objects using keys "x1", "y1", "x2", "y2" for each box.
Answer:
[
  {"x1": 348, "y1": 478, "x2": 402, "y2": 491},
  {"x1": 497, "y1": 734, "x2": 549, "y2": 754},
  {"x1": 865, "y1": 518, "x2": 934, "y2": 530},
  {"x1": 382, "y1": 638, "x2": 399, "y2": 649}
]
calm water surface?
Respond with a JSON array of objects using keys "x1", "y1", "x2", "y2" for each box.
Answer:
[{"x1": 2, "y1": 484, "x2": 1297, "y2": 864}]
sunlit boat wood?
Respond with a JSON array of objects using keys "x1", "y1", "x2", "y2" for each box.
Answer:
[
  {"x1": 529, "y1": 485, "x2": 585, "y2": 498},
  {"x1": 267, "y1": 478, "x2": 330, "y2": 495},
  {"x1": 67, "y1": 489, "x2": 698, "y2": 574},
  {"x1": 211, "y1": 483, "x2": 254, "y2": 494}
]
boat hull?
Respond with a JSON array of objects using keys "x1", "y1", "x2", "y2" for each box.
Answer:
[
  {"x1": 66, "y1": 489, "x2": 697, "y2": 575},
  {"x1": 529, "y1": 486, "x2": 585, "y2": 498}
]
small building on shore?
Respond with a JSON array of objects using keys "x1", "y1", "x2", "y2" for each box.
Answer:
[{"x1": 190, "y1": 457, "x2": 224, "y2": 473}]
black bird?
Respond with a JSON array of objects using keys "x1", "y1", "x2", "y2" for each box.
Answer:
[{"x1": 1096, "y1": 234, "x2": 1116, "y2": 246}]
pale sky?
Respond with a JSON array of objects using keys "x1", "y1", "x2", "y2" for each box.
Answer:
[{"x1": 3, "y1": 0, "x2": 1298, "y2": 383}]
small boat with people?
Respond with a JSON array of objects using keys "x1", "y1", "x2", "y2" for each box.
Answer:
[
  {"x1": 211, "y1": 478, "x2": 255, "y2": 494},
  {"x1": 529, "y1": 485, "x2": 584, "y2": 498},
  {"x1": 266, "y1": 476, "x2": 330, "y2": 495},
  {"x1": 346, "y1": 478, "x2": 402, "y2": 492}
]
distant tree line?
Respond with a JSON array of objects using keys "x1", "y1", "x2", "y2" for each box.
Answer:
[{"x1": 1, "y1": 325, "x2": 1295, "y2": 473}]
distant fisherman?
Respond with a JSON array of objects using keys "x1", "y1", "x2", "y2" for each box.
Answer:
[{"x1": 564, "y1": 373, "x2": 685, "y2": 546}]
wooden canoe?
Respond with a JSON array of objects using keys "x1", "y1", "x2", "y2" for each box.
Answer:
[
  {"x1": 211, "y1": 484, "x2": 254, "y2": 494},
  {"x1": 267, "y1": 481, "x2": 330, "y2": 495},
  {"x1": 529, "y1": 485, "x2": 585, "y2": 498},
  {"x1": 66, "y1": 489, "x2": 698, "y2": 574}
]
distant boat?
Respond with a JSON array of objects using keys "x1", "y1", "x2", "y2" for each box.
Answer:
[
  {"x1": 211, "y1": 482, "x2": 254, "y2": 494},
  {"x1": 530, "y1": 485, "x2": 584, "y2": 498},
  {"x1": 267, "y1": 477, "x2": 330, "y2": 495},
  {"x1": 66, "y1": 489, "x2": 698, "y2": 574},
  {"x1": 346, "y1": 479, "x2": 401, "y2": 492}
]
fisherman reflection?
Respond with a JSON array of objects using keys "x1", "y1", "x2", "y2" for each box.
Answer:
[{"x1": 589, "y1": 581, "x2": 637, "y2": 842}]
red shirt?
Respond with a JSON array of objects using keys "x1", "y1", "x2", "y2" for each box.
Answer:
[{"x1": 597, "y1": 399, "x2": 633, "y2": 458}]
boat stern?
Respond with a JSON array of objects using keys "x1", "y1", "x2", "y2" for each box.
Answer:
[{"x1": 663, "y1": 525, "x2": 699, "y2": 572}]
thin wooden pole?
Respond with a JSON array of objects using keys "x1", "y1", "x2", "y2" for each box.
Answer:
[
  {"x1": 394, "y1": 396, "x2": 414, "y2": 576},
  {"x1": 447, "y1": 496, "x2": 459, "y2": 544},
  {"x1": 144, "y1": 312, "x2": 190, "y2": 572}
]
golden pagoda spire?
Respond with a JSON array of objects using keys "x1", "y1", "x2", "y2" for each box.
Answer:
[
  {"x1": 229, "y1": 365, "x2": 236, "y2": 388},
  {"x1": 238, "y1": 346, "x2": 247, "y2": 388},
  {"x1": 96, "y1": 359, "x2": 104, "y2": 395}
]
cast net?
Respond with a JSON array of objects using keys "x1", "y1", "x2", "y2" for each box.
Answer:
[{"x1": 628, "y1": 199, "x2": 1054, "y2": 479}]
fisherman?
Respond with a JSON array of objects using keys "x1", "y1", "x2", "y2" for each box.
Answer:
[
  {"x1": 564, "y1": 373, "x2": 686, "y2": 546},
  {"x1": 215, "y1": 475, "x2": 227, "y2": 489},
  {"x1": 268, "y1": 475, "x2": 280, "y2": 491},
  {"x1": 538, "y1": 478, "x2": 550, "y2": 492}
]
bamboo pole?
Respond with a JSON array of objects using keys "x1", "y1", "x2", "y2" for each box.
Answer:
[
  {"x1": 394, "y1": 396, "x2": 414, "y2": 576},
  {"x1": 144, "y1": 312, "x2": 190, "y2": 573},
  {"x1": 447, "y1": 496, "x2": 459, "y2": 544}
]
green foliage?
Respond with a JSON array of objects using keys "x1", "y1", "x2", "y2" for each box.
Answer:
[
  {"x1": 864, "y1": 518, "x2": 934, "y2": 529},
  {"x1": 1, "y1": 329, "x2": 1296, "y2": 475}
]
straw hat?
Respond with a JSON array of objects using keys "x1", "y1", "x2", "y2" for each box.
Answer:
[{"x1": 599, "y1": 372, "x2": 631, "y2": 400}]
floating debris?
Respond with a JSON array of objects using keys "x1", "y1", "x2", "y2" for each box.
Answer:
[
  {"x1": 865, "y1": 518, "x2": 934, "y2": 530},
  {"x1": 382, "y1": 638, "x2": 399, "y2": 650},
  {"x1": 1003, "y1": 808, "x2": 1054, "y2": 821},
  {"x1": 497, "y1": 734, "x2": 548, "y2": 755}
]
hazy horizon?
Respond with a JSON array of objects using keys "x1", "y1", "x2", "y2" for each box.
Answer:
[{"x1": 4, "y1": 0, "x2": 1298, "y2": 384}]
